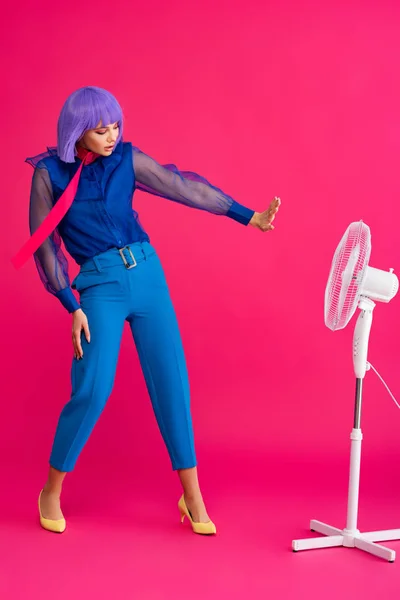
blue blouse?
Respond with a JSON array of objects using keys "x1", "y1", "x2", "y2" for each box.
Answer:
[{"x1": 27, "y1": 141, "x2": 255, "y2": 313}]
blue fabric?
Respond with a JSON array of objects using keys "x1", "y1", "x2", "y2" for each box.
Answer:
[
  {"x1": 49, "y1": 241, "x2": 197, "y2": 472},
  {"x1": 27, "y1": 141, "x2": 255, "y2": 312}
]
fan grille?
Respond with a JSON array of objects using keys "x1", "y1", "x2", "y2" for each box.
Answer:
[{"x1": 325, "y1": 221, "x2": 371, "y2": 330}]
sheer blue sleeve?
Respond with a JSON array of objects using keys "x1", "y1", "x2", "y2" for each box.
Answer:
[
  {"x1": 132, "y1": 147, "x2": 255, "y2": 225},
  {"x1": 29, "y1": 166, "x2": 80, "y2": 313}
]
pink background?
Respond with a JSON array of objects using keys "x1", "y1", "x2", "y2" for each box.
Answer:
[{"x1": 1, "y1": 0, "x2": 400, "y2": 598}]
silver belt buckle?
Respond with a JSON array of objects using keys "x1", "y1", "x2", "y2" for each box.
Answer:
[{"x1": 119, "y1": 246, "x2": 137, "y2": 269}]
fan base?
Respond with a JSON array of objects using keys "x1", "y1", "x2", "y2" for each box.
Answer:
[{"x1": 292, "y1": 520, "x2": 399, "y2": 561}]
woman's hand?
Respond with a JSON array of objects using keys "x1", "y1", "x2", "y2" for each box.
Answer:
[
  {"x1": 72, "y1": 308, "x2": 90, "y2": 360},
  {"x1": 249, "y1": 197, "x2": 281, "y2": 232}
]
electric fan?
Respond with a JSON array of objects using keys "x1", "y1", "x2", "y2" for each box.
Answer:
[{"x1": 292, "y1": 220, "x2": 399, "y2": 562}]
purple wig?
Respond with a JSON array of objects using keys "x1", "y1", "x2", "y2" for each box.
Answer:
[{"x1": 57, "y1": 86, "x2": 124, "y2": 163}]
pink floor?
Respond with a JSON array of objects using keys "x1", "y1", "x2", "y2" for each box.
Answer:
[{"x1": 1, "y1": 449, "x2": 399, "y2": 599}]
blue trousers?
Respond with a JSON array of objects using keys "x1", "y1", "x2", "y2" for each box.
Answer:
[{"x1": 49, "y1": 242, "x2": 197, "y2": 472}]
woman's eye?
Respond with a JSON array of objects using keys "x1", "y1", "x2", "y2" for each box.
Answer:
[{"x1": 96, "y1": 125, "x2": 119, "y2": 135}]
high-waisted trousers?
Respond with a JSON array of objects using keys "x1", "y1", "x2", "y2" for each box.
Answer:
[{"x1": 49, "y1": 241, "x2": 197, "y2": 472}]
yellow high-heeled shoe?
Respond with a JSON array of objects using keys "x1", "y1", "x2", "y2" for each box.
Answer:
[
  {"x1": 178, "y1": 494, "x2": 216, "y2": 535},
  {"x1": 38, "y1": 490, "x2": 66, "y2": 534}
]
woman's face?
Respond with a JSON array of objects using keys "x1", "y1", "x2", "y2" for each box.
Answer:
[{"x1": 78, "y1": 120, "x2": 120, "y2": 156}]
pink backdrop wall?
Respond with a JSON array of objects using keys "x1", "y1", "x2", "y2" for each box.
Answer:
[{"x1": 2, "y1": 0, "x2": 400, "y2": 483}]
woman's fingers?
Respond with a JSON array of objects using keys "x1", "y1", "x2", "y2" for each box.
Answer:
[
  {"x1": 83, "y1": 321, "x2": 91, "y2": 344},
  {"x1": 266, "y1": 198, "x2": 280, "y2": 219},
  {"x1": 73, "y1": 327, "x2": 83, "y2": 359}
]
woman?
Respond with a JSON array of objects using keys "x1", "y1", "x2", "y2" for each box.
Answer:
[{"x1": 14, "y1": 86, "x2": 280, "y2": 535}]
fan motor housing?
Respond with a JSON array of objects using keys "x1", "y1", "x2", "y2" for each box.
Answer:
[{"x1": 360, "y1": 266, "x2": 399, "y2": 302}]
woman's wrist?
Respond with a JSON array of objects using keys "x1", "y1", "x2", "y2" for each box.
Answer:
[{"x1": 249, "y1": 212, "x2": 260, "y2": 227}]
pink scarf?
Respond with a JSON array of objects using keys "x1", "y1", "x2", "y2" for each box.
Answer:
[{"x1": 12, "y1": 146, "x2": 100, "y2": 270}]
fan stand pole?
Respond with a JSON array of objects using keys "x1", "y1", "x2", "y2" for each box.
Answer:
[{"x1": 292, "y1": 300, "x2": 400, "y2": 561}]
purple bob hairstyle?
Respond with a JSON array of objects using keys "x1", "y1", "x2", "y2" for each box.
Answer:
[{"x1": 57, "y1": 86, "x2": 124, "y2": 163}]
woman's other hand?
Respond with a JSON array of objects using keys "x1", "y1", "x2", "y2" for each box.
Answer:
[
  {"x1": 72, "y1": 309, "x2": 90, "y2": 360},
  {"x1": 249, "y1": 197, "x2": 281, "y2": 232}
]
